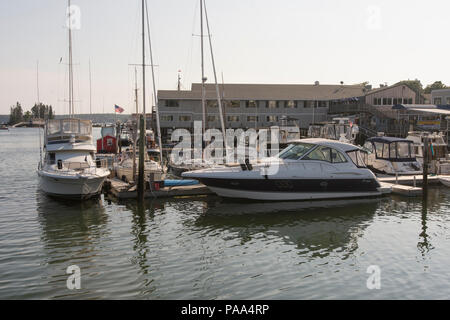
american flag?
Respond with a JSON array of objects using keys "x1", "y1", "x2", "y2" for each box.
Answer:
[{"x1": 114, "y1": 105, "x2": 124, "y2": 113}]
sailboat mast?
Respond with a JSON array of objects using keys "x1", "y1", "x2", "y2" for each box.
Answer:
[
  {"x1": 203, "y1": 0, "x2": 228, "y2": 158},
  {"x1": 68, "y1": 0, "x2": 74, "y2": 117},
  {"x1": 137, "y1": 0, "x2": 146, "y2": 201},
  {"x1": 200, "y1": 0, "x2": 206, "y2": 142},
  {"x1": 144, "y1": 0, "x2": 163, "y2": 167}
]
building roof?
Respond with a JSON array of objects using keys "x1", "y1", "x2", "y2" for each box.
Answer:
[
  {"x1": 392, "y1": 104, "x2": 450, "y2": 115},
  {"x1": 365, "y1": 83, "x2": 414, "y2": 96},
  {"x1": 158, "y1": 83, "x2": 366, "y2": 101}
]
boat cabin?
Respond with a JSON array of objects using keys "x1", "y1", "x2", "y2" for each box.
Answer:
[
  {"x1": 45, "y1": 119, "x2": 93, "y2": 146},
  {"x1": 363, "y1": 137, "x2": 416, "y2": 162}
]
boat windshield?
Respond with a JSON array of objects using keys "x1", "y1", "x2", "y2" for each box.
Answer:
[
  {"x1": 47, "y1": 119, "x2": 92, "y2": 136},
  {"x1": 347, "y1": 149, "x2": 367, "y2": 168},
  {"x1": 278, "y1": 143, "x2": 315, "y2": 160}
]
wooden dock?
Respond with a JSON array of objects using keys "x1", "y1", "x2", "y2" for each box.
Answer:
[
  {"x1": 378, "y1": 175, "x2": 447, "y2": 197},
  {"x1": 106, "y1": 178, "x2": 213, "y2": 199}
]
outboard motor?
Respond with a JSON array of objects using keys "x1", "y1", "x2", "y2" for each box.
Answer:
[
  {"x1": 57, "y1": 159, "x2": 63, "y2": 170},
  {"x1": 96, "y1": 159, "x2": 101, "y2": 168}
]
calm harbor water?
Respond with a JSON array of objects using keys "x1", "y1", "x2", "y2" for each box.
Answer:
[{"x1": 1, "y1": 128, "x2": 450, "y2": 299}]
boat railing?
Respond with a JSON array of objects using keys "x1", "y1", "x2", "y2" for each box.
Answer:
[{"x1": 46, "y1": 159, "x2": 109, "y2": 174}]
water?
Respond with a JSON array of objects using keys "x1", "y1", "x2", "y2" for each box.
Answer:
[{"x1": 1, "y1": 128, "x2": 450, "y2": 299}]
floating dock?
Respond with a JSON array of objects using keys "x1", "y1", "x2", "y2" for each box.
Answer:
[{"x1": 105, "y1": 178, "x2": 213, "y2": 199}]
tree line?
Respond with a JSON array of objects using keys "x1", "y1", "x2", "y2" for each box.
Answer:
[{"x1": 8, "y1": 102, "x2": 54, "y2": 125}]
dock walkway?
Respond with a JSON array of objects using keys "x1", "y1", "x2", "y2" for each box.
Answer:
[{"x1": 106, "y1": 178, "x2": 213, "y2": 199}]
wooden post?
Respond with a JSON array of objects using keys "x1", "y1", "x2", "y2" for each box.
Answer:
[
  {"x1": 138, "y1": 114, "x2": 145, "y2": 201},
  {"x1": 423, "y1": 137, "x2": 429, "y2": 197}
]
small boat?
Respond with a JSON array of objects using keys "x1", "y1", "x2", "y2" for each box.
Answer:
[
  {"x1": 308, "y1": 118, "x2": 359, "y2": 145},
  {"x1": 163, "y1": 179, "x2": 199, "y2": 187},
  {"x1": 439, "y1": 176, "x2": 450, "y2": 187},
  {"x1": 406, "y1": 131, "x2": 450, "y2": 174},
  {"x1": 183, "y1": 138, "x2": 383, "y2": 201},
  {"x1": 115, "y1": 151, "x2": 164, "y2": 183},
  {"x1": 38, "y1": 119, "x2": 110, "y2": 199},
  {"x1": 0, "y1": 124, "x2": 8, "y2": 130},
  {"x1": 362, "y1": 136, "x2": 422, "y2": 175}
]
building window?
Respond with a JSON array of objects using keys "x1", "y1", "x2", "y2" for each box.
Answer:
[
  {"x1": 207, "y1": 100, "x2": 218, "y2": 108},
  {"x1": 165, "y1": 100, "x2": 179, "y2": 107},
  {"x1": 318, "y1": 101, "x2": 327, "y2": 108},
  {"x1": 434, "y1": 97, "x2": 442, "y2": 105},
  {"x1": 246, "y1": 100, "x2": 257, "y2": 108},
  {"x1": 161, "y1": 115, "x2": 173, "y2": 121},
  {"x1": 266, "y1": 115, "x2": 278, "y2": 122},
  {"x1": 387, "y1": 98, "x2": 392, "y2": 105},
  {"x1": 179, "y1": 115, "x2": 191, "y2": 121},
  {"x1": 207, "y1": 115, "x2": 218, "y2": 122},
  {"x1": 447, "y1": 97, "x2": 450, "y2": 105},
  {"x1": 229, "y1": 100, "x2": 240, "y2": 108},
  {"x1": 227, "y1": 116, "x2": 239, "y2": 122},
  {"x1": 267, "y1": 100, "x2": 278, "y2": 108},
  {"x1": 247, "y1": 116, "x2": 258, "y2": 122},
  {"x1": 382, "y1": 98, "x2": 387, "y2": 105},
  {"x1": 285, "y1": 100, "x2": 296, "y2": 108}
]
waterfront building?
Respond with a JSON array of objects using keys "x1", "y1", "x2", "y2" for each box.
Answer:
[
  {"x1": 157, "y1": 83, "x2": 366, "y2": 140},
  {"x1": 431, "y1": 89, "x2": 450, "y2": 106}
]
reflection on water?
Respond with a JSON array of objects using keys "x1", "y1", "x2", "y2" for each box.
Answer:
[
  {"x1": 195, "y1": 198, "x2": 381, "y2": 259},
  {"x1": 3, "y1": 129, "x2": 450, "y2": 299}
]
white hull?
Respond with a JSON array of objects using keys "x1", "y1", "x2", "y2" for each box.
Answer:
[
  {"x1": 208, "y1": 186, "x2": 382, "y2": 201},
  {"x1": 439, "y1": 177, "x2": 450, "y2": 187},
  {"x1": 38, "y1": 170, "x2": 108, "y2": 199}
]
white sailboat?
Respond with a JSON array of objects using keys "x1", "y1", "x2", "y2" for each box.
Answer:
[{"x1": 37, "y1": 0, "x2": 110, "y2": 199}]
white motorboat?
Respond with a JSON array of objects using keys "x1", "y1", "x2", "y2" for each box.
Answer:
[
  {"x1": 362, "y1": 136, "x2": 422, "y2": 175},
  {"x1": 115, "y1": 155, "x2": 164, "y2": 183},
  {"x1": 183, "y1": 138, "x2": 383, "y2": 201},
  {"x1": 38, "y1": 119, "x2": 110, "y2": 199}
]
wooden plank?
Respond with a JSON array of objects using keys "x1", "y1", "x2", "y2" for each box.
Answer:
[{"x1": 379, "y1": 181, "x2": 422, "y2": 197}]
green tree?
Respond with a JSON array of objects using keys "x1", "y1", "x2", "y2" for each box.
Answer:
[
  {"x1": 8, "y1": 102, "x2": 23, "y2": 125},
  {"x1": 23, "y1": 111, "x2": 32, "y2": 122},
  {"x1": 31, "y1": 103, "x2": 55, "y2": 119},
  {"x1": 424, "y1": 81, "x2": 448, "y2": 94}
]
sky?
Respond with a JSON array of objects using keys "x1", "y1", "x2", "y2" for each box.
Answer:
[{"x1": 1, "y1": 0, "x2": 450, "y2": 115}]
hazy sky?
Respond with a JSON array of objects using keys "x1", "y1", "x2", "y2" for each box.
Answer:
[{"x1": 1, "y1": 0, "x2": 449, "y2": 115}]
